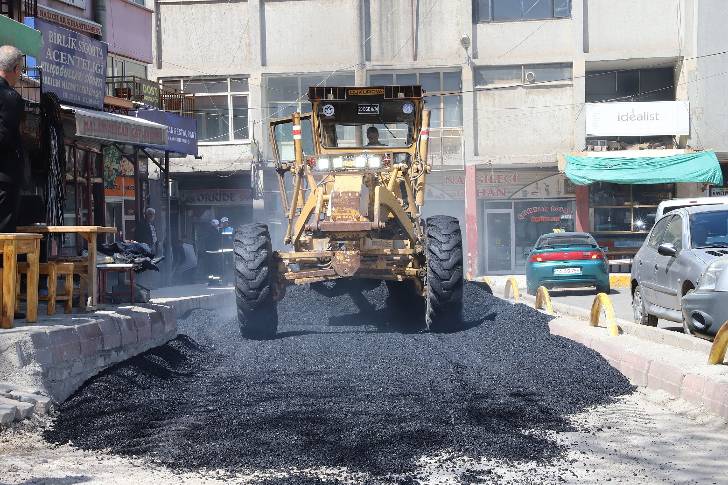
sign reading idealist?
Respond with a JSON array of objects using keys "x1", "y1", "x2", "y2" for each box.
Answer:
[
  {"x1": 36, "y1": 19, "x2": 107, "y2": 110},
  {"x1": 135, "y1": 109, "x2": 198, "y2": 156},
  {"x1": 586, "y1": 101, "x2": 690, "y2": 137}
]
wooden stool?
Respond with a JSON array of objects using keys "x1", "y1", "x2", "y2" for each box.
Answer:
[
  {"x1": 49, "y1": 258, "x2": 88, "y2": 310},
  {"x1": 17, "y1": 262, "x2": 76, "y2": 315}
]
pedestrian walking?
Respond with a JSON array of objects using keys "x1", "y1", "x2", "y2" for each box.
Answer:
[
  {"x1": 0, "y1": 46, "x2": 26, "y2": 232},
  {"x1": 135, "y1": 207, "x2": 159, "y2": 255}
]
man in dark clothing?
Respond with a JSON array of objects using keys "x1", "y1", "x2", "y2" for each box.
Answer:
[
  {"x1": 0, "y1": 46, "x2": 25, "y2": 233},
  {"x1": 135, "y1": 207, "x2": 159, "y2": 255}
]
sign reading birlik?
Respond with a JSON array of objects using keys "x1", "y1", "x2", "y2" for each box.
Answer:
[{"x1": 36, "y1": 18, "x2": 107, "y2": 110}]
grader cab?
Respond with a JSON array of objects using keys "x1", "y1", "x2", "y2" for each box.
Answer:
[{"x1": 234, "y1": 86, "x2": 463, "y2": 338}]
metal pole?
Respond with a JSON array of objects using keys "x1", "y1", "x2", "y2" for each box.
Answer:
[{"x1": 164, "y1": 151, "x2": 172, "y2": 286}]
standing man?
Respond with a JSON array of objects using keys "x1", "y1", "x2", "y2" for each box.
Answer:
[
  {"x1": 0, "y1": 46, "x2": 26, "y2": 232},
  {"x1": 135, "y1": 207, "x2": 159, "y2": 255}
]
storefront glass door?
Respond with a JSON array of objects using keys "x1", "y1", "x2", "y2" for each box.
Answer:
[{"x1": 485, "y1": 210, "x2": 514, "y2": 274}]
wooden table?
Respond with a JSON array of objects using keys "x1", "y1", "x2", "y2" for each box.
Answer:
[
  {"x1": 0, "y1": 233, "x2": 42, "y2": 329},
  {"x1": 17, "y1": 226, "x2": 117, "y2": 310}
]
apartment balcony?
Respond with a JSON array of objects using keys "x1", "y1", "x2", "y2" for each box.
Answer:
[
  {"x1": 106, "y1": 76, "x2": 195, "y2": 117},
  {"x1": 1, "y1": 0, "x2": 36, "y2": 22}
]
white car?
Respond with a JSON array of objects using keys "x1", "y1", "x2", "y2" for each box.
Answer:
[{"x1": 656, "y1": 196, "x2": 728, "y2": 220}]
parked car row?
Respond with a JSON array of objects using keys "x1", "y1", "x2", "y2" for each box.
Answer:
[{"x1": 523, "y1": 196, "x2": 728, "y2": 340}]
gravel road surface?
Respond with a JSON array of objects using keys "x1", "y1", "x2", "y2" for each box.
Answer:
[{"x1": 2, "y1": 282, "x2": 727, "y2": 483}]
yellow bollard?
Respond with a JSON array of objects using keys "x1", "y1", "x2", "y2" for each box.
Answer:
[
  {"x1": 504, "y1": 276, "x2": 520, "y2": 303},
  {"x1": 708, "y1": 320, "x2": 728, "y2": 365},
  {"x1": 535, "y1": 286, "x2": 554, "y2": 315},
  {"x1": 590, "y1": 292, "x2": 620, "y2": 337}
]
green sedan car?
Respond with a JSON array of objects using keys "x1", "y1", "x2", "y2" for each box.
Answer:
[{"x1": 525, "y1": 232, "x2": 610, "y2": 295}]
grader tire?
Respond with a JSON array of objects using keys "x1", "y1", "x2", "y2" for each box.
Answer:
[
  {"x1": 425, "y1": 215, "x2": 464, "y2": 332},
  {"x1": 234, "y1": 223, "x2": 278, "y2": 339}
]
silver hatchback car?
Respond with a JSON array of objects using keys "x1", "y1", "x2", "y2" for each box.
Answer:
[{"x1": 631, "y1": 205, "x2": 728, "y2": 335}]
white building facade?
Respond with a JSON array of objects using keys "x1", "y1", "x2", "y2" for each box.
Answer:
[{"x1": 150, "y1": 0, "x2": 728, "y2": 274}]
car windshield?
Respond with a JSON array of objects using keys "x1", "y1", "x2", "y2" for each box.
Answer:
[
  {"x1": 318, "y1": 100, "x2": 416, "y2": 148},
  {"x1": 536, "y1": 236, "x2": 597, "y2": 249},
  {"x1": 690, "y1": 210, "x2": 728, "y2": 248}
]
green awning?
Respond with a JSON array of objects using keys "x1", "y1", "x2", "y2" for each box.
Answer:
[
  {"x1": 565, "y1": 151, "x2": 724, "y2": 186},
  {"x1": 0, "y1": 16, "x2": 41, "y2": 57}
]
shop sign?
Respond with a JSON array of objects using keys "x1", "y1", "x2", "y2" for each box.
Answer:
[
  {"x1": 710, "y1": 187, "x2": 728, "y2": 197},
  {"x1": 426, "y1": 170, "x2": 575, "y2": 201},
  {"x1": 35, "y1": 19, "x2": 107, "y2": 110},
  {"x1": 104, "y1": 176, "x2": 135, "y2": 198},
  {"x1": 586, "y1": 101, "x2": 690, "y2": 137},
  {"x1": 180, "y1": 188, "x2": 252, "y2": 206},
  {"x1": 137, "y1": 79, "x2": 161, "y2": 108},
  {"x1": 37, "y1": 5, "x2": 102, "y2": 37},
  {"x1": 75, "y1": 108, "x2": 168, "y2": 146},
  {"x1": 517, "y1": 205, "x2": 573, "y2": 223},
  {"x1": 135, "y1": 109, "x2": 198, "y2": 156}
]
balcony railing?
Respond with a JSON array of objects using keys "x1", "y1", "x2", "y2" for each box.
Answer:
[
  {"x1": 106, "y1": 75, "x2": 162, "y2": 109},
  {"x1": 106, "y1": 75, "x2": 195, "y2": 117},
  {"x1": 1, "y1": 0, "x2": 36, "y2": 22},
  {"x1": 160, "y1": 89, "x2": 195, "y2": 118},
  {"x1": 15, "y1": 65, "x2": 41, "y2": 105}
]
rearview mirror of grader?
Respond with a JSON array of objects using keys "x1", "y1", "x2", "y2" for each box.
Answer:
[{"x1": 234, "y1": 86, "x2": 464, "y2": 338}]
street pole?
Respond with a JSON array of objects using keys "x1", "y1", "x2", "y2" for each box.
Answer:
[{"x1": 164, "y1": 150, "x2": 172, "y2": 286}]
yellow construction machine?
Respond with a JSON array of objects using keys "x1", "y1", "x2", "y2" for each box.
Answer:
[{"x1": 234, "y1": 85, "x2": 463, "y2": 338}]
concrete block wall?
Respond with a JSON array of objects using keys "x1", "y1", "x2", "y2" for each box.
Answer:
[
  {"x1": 0, "y1": 305, "x2": 178, "y2": 404},
  {"x1": 0, "y1": 289, "x2": 235, "y2": 408}
]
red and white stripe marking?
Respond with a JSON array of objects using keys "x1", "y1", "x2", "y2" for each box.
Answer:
[
  {"x1": 420, "y1": 129, "x2": 429, "y2": 140},
  {"x1": 292, "y1": 125, "x2": 302, "y2": 140}
]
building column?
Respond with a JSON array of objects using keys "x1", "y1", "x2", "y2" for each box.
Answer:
[
  {"x1": 575, "y1": 185, "x2": 590, "y2": 232},
  {"x1": 249, "y1": 0, "x2": 264, "y2": 67},
  {"x1": 464, "y1": 164, "x2": 479, "y2": 277}
]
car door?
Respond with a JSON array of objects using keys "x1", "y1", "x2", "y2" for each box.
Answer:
[
  {"x1": 653, "y1": 215, "x2": 684, "y2": 310},
  {"x1": 636, "y1": 216, "x2": 671, "y2": 305}
]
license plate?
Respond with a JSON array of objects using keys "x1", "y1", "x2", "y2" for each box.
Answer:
[
  {"x1": 554, "y1": 267, "x2": 581, "y2": 275},
  {"x1": 358, "y1": 103, "x2": 380, "y2": 115}
]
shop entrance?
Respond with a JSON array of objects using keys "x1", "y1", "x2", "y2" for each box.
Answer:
[{"x1": 485, "y1": 210, "x2": 514, "y2": 274}]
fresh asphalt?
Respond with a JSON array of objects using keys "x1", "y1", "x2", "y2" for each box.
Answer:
[{"x1": 44, "y1": 282, "x2": 635, "y2": 483}]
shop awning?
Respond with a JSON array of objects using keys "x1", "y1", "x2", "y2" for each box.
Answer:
[
  {"x1": 62, "y1": 105, "x2": 168, "y2": 147},
  {"x1": 565, "y1": 151, "x2": 724, "y2": 186},
  {"x1": 0, "y1": 16, "x2": 42, "y2": 57}
]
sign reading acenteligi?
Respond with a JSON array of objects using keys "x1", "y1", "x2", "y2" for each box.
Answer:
[{"x1": 35, "y1": 18, "x2": 107, "y2": 110}]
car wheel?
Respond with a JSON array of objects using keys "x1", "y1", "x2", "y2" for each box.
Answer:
[
  {"x1": 633, "y1": 284, "x2": 658, "y2": 327},
  {"x1": 596, "y1": 284, "x2": 611, "y2": 295}
]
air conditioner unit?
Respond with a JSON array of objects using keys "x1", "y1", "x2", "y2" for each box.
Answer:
[{"x1": 524, "y1": 71, "x2": 537, "y2": 84}]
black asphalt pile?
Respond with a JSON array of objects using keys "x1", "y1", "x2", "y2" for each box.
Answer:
[{"x1": 45, "y1": 282, "x2": 633, "y2": 482}]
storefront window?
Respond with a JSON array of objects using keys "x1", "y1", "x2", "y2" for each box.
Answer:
[
  {"x1": 513, "y1": 200, "x2": 576, "y2": 269},
  {"x1": 590, "y1": 182, "x2": 674, "y2": 233}
]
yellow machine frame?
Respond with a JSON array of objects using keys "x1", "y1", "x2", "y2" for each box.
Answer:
[{"x1": 268, "y1": 86, "x2": 432, "y2": 290}]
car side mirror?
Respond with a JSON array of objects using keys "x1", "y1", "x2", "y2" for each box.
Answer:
[{"x1": 658, "y1": 243, "x2": 678, "y2": 257}]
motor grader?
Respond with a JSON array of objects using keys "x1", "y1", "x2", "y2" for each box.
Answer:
[{"x1": 234, "y1": 85, "x2": 463, "y2": 338}]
